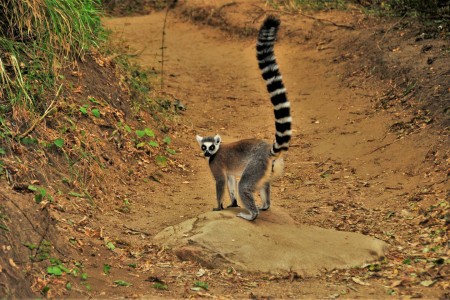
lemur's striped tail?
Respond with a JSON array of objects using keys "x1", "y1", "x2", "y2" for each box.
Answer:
[{"x1": 257, "y1": 16, "x2": 291, "y2": 156}]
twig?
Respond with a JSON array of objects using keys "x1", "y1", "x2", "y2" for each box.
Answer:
[
  {"x1": 299, "y1": 11, "x2": 355, "y2": 30},
  {"x1": 160, "y1": 0, "x2": 178, "y2": 89},
  {"x1": 217, "y1": 1, "x2": 237, "y2": 13},
  {"x1": 17, "y1": 84, "x2": 62, "y2": 139},
  {"x1": 123, "y1": 225, "x2": 151, "y2": 236},
  {"x1": 32, "y1": 207, "x2": 53, "y2": 262},
  {"x1": 368, "y1": 139, "x2": 400, "y2": 154},
  {"x1": 0, "y1": 191, "x2": 65, "y2": 257},
  {"x1": 251, "y1": 5, "x2": 354, "y2": 29},
  {"x1": 376, "y1": 15, "x2": 406, "y2": 50}
]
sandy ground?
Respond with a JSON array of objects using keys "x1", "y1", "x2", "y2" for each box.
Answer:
[
  {"x1": 1, "y1": 0, "x2": 448, "y2": 298},
  {"x1": 97, "y1": 2, "x2": 448, "y2": 297}
]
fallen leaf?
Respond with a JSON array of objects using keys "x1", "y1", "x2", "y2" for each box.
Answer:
[
  {"x1": 352, "y1": 277, "x2": 370, "y2": 286},
  {"x1": 420, "y1": 280, "x2": 436, "y2": 287},
  {"x1": 196, "y1": 268, "x2": 206, "y2": 277},
  {"x1": 328, "y1": 293, "x2": 340, "y2": 299},
  {"x1": 9, "y1": 258, "x2": 18, "y2": 269},
  {"x1": 390, "y1": 280, "x2": 403, "y2": 287}
]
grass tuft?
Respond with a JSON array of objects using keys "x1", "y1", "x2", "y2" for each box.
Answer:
[{"x1": 0, "y1": 0, "x2": 104, "y2": 135}]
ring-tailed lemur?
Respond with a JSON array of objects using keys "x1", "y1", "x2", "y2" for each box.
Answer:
[{"x1": 195, "y1": 16, "x2": 291, "y2": 221}]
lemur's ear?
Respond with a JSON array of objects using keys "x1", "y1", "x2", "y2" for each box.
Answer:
[
  {"x1": 214, "y1": 134, "x2": 221, "y2": 145},
  {"x1": 195, "y1": 135, "x2": 203, "y2": 146}
]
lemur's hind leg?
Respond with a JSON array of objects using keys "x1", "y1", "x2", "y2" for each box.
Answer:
[
  {"x1": 259, "y1": 182, "x2": 271, "y2": 211},
  {"x1": 237, "y1": 181, "x2": 258, "y2": 221},
  {"x1": 226, "y1": 175, "x2": 239, "y2": 208},
  {"x1": 237, "y1": 159, "x2": 268, "y2": 221}
]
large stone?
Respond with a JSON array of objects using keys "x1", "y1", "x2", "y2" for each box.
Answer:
[{"x1": 154, "y1": 207, "x2": 387, "y2": 276}]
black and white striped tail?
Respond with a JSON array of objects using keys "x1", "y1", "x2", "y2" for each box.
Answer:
[{"x1": 257, "y1": 16, "x2": 292, "y2": 156}]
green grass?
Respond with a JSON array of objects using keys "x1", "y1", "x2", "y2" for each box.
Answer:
[{"x1": 0, "y1": 0, "x2": 104, "y2": 130}]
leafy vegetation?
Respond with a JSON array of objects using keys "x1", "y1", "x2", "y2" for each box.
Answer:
[
  {"x1": 28, "y1": 185, "x2": 53, "y2": 203},
  {"x1": 114, "y1": 280, "x2": 132, "y2": 287},
  {"x1": 152, "y1": 282, "x2": 168, "y2": 290},
  {"x1": 193, "y1": 281, "x2": 209, "y2": 290},
  {"x1": 0, "y1": 0, "x2": 104, "y2": 125},
  {"x1": 0, "y1": 2, "x2": 180, "y2": 296}
]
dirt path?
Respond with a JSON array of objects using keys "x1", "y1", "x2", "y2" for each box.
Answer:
[
  {"x1": 104, "y1": 8, "x2": 430, "y2": 231},
  {"x1": 104, "y1": 12, "x2": 295, "y2": 230},
  {"x1": 98, "y1": 4, "x2": 448, "y2": 298}
]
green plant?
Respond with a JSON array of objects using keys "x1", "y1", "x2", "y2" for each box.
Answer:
[
  {"x1": 53, "y1": 137, "x2": 64, "y2": 149},
  {"x1": 166, "y1": 148, "x2": 176, "y2": 155},
  {"x1": 20, "y1": 136, "x2": 38, "y2": 145},
  {"x1": 135, "y1": 127, "x2": 162, "y2": 149},
  {"x1": 119, "y1": 122, "x2": 132, "y2": 133},
  {"x1": 34, "y1": 240, "x2": 52, "y2": 262},
  {"x1": 153, "y1": 282, "x2": 168, "y2": 290},
  {"x1": 193, "y1": 281, "x2": 209, "y2": 290},
  {"x1": 115, "y1": 280, "x2": 132, "y2": 287},
  {"x1": 80, "y1": 105, "x2": 89, "y2": 115},
  {"x1": 0, "y1": 147, "x2": 5, "y2": 176},
  {"x1": 149, "y1": 140, "x2": 159, "y2": 147},
  {"x1": 106, "y1": 241, "x2": 115, "y2": 251},
  {"x1": 136, "y1": 128, "x2": 155, "y2": 138},
  {"x1": 91, "y1": 108, "x2": 101, "y2": 118},
  {"x1": 47, "y1": 258, "x2": 70, "y2": 276},
  {"x1": 112, "y1": 57, "x2": 172, "y2": 115},
  {"x1": 103, "y1": 264, "x2": 111, "y2": 275},
  {"x1": 119, "y1": 198, "x2": 131, "y2": 213},
  {"x1": 155, "y1": 155, "x2": 167, "y2": 167},
  {"x1": 28, "y1": 185, "x2": 53, "y2": 203}
]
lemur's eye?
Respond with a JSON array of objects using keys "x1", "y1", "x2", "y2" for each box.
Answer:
[
  {"x1": 201, "y1": 145, "x2": 206, "y2": 151},
  {"x1": 209, "y1": 145, "x2": 215, "y2": 151}
]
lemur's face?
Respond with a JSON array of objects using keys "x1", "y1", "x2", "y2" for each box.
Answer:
[{"x1": 196, "y1": 134, "x2": 221, "y2": 157}]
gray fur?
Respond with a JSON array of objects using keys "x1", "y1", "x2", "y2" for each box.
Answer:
[
  {"x1": 196, "y1": 137, "x2": 279, "y2": 221},
  {"x1": 195, "y1": 15, "x2": 290, "y2": 221}
]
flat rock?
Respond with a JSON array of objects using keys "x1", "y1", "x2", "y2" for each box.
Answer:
[{"x1": 154, "y1": 207, "x2": 388, "y2": 276}]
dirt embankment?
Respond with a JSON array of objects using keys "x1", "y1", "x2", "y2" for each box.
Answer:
[{"x1": 1, "y1": 0, "x2": 449, "y2": 298}]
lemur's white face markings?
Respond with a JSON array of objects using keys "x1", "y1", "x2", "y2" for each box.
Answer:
[{"x1": 196, "y1": 134, "x2": 221, "y2": 157}]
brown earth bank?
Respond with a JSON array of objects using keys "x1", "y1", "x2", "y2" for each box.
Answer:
[{"x1": 1, "y1": 0, "x2": 449, "y2": 298}]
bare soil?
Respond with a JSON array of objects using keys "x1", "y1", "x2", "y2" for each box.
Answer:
[{"x1": 1, "y1": 0, "x2": 448, "y2": 299}]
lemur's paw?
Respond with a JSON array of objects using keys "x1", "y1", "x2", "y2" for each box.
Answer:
[
  {"x1": 237, "y1": 212, "x2": 258, "y2": 221},
  {"x1": 258, "y1": 205, "x2": 270, "y2": 211}
]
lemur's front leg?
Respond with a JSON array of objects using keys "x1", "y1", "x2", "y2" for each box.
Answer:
[{"x1": 213, "y1": 177, "x2": 226, "y2": 211}]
